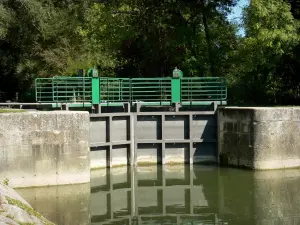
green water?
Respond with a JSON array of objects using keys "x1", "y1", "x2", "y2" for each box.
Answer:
[{"x1": 16, "y1": 165, "x2": 300, "y2": 225}]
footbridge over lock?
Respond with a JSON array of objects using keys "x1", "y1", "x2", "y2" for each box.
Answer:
[{"x1": 34, "y1": 68, "x2": 227, "y2": 168}]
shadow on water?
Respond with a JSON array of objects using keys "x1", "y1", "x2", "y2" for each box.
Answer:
[{"x1": 15, "y1": 165, "x2": 300, "y2": 225}]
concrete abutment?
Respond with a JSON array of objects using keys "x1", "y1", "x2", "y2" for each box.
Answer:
[
  {"x1": 1, "y1": 107, "x2": 300, "y2": 189},
  {"x1": 0, "y1": 111, "x2": 90, "y2": 188},
  {"x1": 218, "y1": 107, "x2": 300, "y2": 170}
]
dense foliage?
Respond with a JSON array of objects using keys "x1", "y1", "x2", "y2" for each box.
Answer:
[{"x1": 0, "y1": 0, "x2": 300, "y2": 105}]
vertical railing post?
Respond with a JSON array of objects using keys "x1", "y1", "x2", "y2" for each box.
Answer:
[
  {"x1": 89, "y1": 68, "x2": 100, "y2": 111},
  {"x1": 34, "y1": 79, "x2": 37, "y2": 102},
  {"x1": 92, "y1": 77, "x2": 100, "y2": 105},
  {"x1": 171, "y1": 68, "x2": 183, "y2": 104}
]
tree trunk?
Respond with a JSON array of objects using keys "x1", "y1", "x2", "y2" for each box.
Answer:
[{"x1": 199, "y1": 0, "x2": 215, "y2": 76}]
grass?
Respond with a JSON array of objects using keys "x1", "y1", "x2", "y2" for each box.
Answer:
[
  {"x1": 0, "y1": 109, "x2": 26, "y2": 113},
  {"x1": 5, "y1": 196, "x2": 55, "y2": 225}
]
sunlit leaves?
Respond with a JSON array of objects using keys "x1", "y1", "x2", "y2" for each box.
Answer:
[
  {"x1": 244, "y1": 0, "x2": 299, "y2": 55},
  {"x1": 0, "y1": 3, "x2": 12, "y2": 39},
  {"x1": 227, "y1": 0, "x2": 300, "y2": 105}
]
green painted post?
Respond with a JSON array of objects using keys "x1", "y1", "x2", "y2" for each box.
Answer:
[
  {"x1": 92, "y1": 78, "x2": 100, "y2": 104},
  {"x1": 171, "y1": 68, "x2": 183, "y2": 103},
  {"x1": 88, "y1": 68, "x2": 100, "y2": 104}
]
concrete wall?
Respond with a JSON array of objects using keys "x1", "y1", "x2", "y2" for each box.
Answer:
[
  {"x1": 90, "y1": 111, "x2": 217, "y2": 169},
  {"x1": 218, "y1": 107, "x2": 300, "y2": 170},
  {"x1": 0, "y1": 111, "x2": 90, "y2": 188}
]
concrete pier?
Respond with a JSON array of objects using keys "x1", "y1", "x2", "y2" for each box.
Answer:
[
  {"x1": 218, "y1": 107, "x2": 300, "y2": 170},
  {"x1": 0, "y1": 111, "x2": 90, "y2": 188}
]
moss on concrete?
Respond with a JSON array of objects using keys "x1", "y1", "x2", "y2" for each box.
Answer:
[
  {"x1": 5, "y1": 196, "x2": 55, "y2": 225},
  {"x1": 5, "y1": 214, "x2": 14, "y2": 220},
  {"x1": 136, "y1": 162, "x2": 157, "y2": 166},
  {"x1": 110, "y1": 164, "x2": 128, "y2": 168},
  {"x1": 3, "y1": 178, "x2": 9, "y2": 186},
  {"x1": 165, "y1": 161, "x2": 185, "y2": 166},
  {"x1": 90, "y1": 166, "x2": 106, "y2": 170},
  {"x1": 18, "y1": 222, "x2": 36, "y2": 225}
]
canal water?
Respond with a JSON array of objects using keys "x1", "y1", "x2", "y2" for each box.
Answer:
[{"x1": 16, "y1": 165, "x2": 300, "y2": 225}]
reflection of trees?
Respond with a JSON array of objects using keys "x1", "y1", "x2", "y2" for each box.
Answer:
[{"x1": 217, "y1": 168, "x2": 255, "y2": 225}]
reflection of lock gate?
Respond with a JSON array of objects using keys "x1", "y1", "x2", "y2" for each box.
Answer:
[
  {"x1": 90, "y1": 165, "x2": 221, "y2": 225},
  {"x1": 35, "y1": 68, "x2": 227, "y2": 109}
]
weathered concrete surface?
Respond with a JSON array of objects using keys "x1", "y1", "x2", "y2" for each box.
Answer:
[
  {"x1": 218, "y1": 107, "x2": 300, "y2": 170},
  {"x1": 0, "y1": 183, "x2": 54, "y2": 225},
  {"x1": 0, "y1": 111, "x2": 90, "y2": 188}
]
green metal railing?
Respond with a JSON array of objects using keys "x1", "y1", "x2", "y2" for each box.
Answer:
[
  {"x1": 181, "y1": 77, "x2": 227, "y2": 102},
  {"x1": 99, "y1": 77, "x2": 172, "y2": 106},
  {"x1": 35, "y1": 70, "x2": 227, "y2": 107},
  {"x1": 100, "y1": 78, "x2": 131, "y2": 103},
  {"x1": 130, "y1": 78, "x2": 171, "y2": 103},
  {"x1": 35, "y1": 77, "x2": 92, "y2": 103}
]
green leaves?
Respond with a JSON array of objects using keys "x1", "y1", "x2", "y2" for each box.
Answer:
[
  {"x1": 0, "y1": 3, "x2": 12, "y2": 39},
  {"x1": 244, "y1": 0, "x2": 298, "y2": 53},
  {"x1": 226, "y1": 0, "x2": 300, "y2": 105},
  {"x1": 0, "y1": 0, "x2": 91, "y2": 96},
  {"x1": 2, "y1": 0, "x2": 300, "y2": 106},
  {"x1": 78, "y1": 0, "x2": 238, "y2": 78}
]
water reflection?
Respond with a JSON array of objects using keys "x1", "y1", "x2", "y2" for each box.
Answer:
[
  {"x1": 14, "y1": 165, "x2": 300, "y2": 225},
  {"x1": 16, "y1": 183, "x2": 90, "y2": 225},
  {"x1": 91, "y1": 165, "x2": 220, "y2": 225},
  {"x1": 91, "y1": 166, "x2": 300, "y2": 225}
]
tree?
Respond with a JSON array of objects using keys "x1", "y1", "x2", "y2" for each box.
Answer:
[
  {"x1": 81, "y1": 0, "x2": 238, "y2": 78},
  {"x1": 228, "y1": 0, "x2": 299, "y2": 105},
  {"x1": 0, "y1": 0, "x2": 91, "y2": 99}
]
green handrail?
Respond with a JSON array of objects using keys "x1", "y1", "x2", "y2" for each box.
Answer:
[
  {"x1": 35, "y1": 75, "x2": 227, "y2": 106},
  {"x1": 35, "y1": 77, "x2": 92, "y2": 103},
  {"x1": 181, "y1": 77, "x2": 227, "y2": 102}
]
